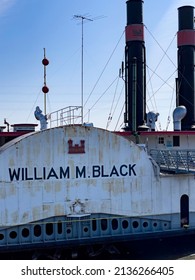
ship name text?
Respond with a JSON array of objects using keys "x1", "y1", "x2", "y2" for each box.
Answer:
[{"x1": 8, "y1": 164, "x2": 137, "y2": 182}]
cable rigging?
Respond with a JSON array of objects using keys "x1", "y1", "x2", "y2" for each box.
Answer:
[
  {"x1": 84, "y1": 30, "x2": 125, "y2": 108},
  {"x1": 144, "y1": 26, "x2": 178, "y2": 130}
]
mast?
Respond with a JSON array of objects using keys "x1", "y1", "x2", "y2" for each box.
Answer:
[
  {"x1": 74, "y1": 15, "x2": 93, "y2": 125},
  {"x1": 42, "y1": 48, "x2": 49, "y2": 116}
]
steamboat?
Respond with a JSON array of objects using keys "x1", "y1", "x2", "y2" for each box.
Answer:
[{"x1": 0, "y1": 0, "x2": 194, "y2": 259}]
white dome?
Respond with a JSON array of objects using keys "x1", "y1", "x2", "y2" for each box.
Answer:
[
  {"x1": 173, "y1": 106, "x2": 187, "y2": 121},
  {"x1": 173, "y1": 106, "x2": 187, "y2": 131}
]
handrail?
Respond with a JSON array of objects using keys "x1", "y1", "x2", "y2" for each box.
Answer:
[
  {"x1": 48, "y1": 106, "x2": 82, "y2": 128},
  {"x1": 150, "y1": 149, "x2": 195, "y2": 173}
]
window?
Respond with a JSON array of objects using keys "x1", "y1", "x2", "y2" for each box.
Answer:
[
  {"x1": 57, "y1": 221, "x2": 62, "y2": 234},
  {"x1": 0, "y1": 234, "x2": 4, "y2": 240},
  {"x1": 158, "y1": 137, "x2": 164, "y2": 144},
  {"x1": 92, "y1": 219, "x2": 97, "y2": 231},
  {"x1": 122, "y1": 220, "x2": 129, "y2": 229},
  {"x1": 101, "y1": 219, "x2": 108, "y2": 231},
  {"x1": 22, "y1": 228, "x2": 30, "y2": 238},
  {"x1": 132, "y1": 221, "x2": 139, "y2": 228},
  {"x1": 46, "y1": 223, "x2": 53, "y2": 235},
  {"x1": 34, "y1": 225, "x2": 41, "y2": 237},
  {"x1": 112, "y1": 219, "x2": 118, "y2": 230},
  {"x1": 9, "y1": 231, "x2": 17, "y2": 239},
  {"x1": 173, "y1": 136, "x2": 180, "y2": 147},
  {"x1": 143, "y1": 221, "x2": 148, "y2": 228}
]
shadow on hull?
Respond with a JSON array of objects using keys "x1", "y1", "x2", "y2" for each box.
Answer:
[{"x1": 1, "y1": 233, "x2": 195, "y2": 260}]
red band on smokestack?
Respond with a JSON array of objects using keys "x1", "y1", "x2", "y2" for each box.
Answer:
[
  {"x1": 177, "y1": 30, "x2": 195, "y2": 46},
  {"x1": 125, "y1": 24, "x2": 144, "y2": 42}
]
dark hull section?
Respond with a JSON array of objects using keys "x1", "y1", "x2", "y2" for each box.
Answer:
[
  {"x1": 0, "y1": 213, "x2": 194, "y2": 259},
  {"x1": 1, "y1": 230, "x2": 195, "y2": 260}
]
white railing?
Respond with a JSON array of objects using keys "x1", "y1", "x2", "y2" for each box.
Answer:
[
  {"x1": 150, "y1": 149, "x2": 195, "y2": 173},
  {"x1": 48, "y1": 106, "x2": 82, "y2": 128}
]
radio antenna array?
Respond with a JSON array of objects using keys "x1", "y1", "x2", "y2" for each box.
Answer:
[{"x1": 73, "y1": 15, "x2": 93, "y2": 125}]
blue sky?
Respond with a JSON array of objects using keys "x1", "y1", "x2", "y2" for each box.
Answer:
[{"x1": 0, "y1": 0, "x2": 194, "y2": 131}]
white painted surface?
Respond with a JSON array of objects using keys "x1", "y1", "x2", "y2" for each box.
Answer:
[{"x1": 0, "y1": 125, "x2": 193, "y2": 226}]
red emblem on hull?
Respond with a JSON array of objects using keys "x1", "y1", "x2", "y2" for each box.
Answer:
[{"x1": 68, "y1": 139, "x2": 85, "y2": 154}]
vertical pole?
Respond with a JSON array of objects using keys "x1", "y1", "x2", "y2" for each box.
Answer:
[
  {"x1": 43, "y1": 48, "x2": 47, "y2": 115},
  {"x1": 42, "y1": 48, "x2": 49, "y2": 117},
  {"x1": 74, "y1": 15, "x2": 93, "y2": 125},
  {"x1": 132, "y1": 57, "x2": 137, "y2": 132},
  {"x1": 81, "y1": 18, "x2": 84, "y2": 125}
]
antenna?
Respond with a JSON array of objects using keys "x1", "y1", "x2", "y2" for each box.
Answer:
[{"x1": 73, "y1": 15, "x2": 93, "y2": 125}]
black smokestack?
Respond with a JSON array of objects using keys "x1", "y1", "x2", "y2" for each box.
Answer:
[
  {"x1": 124, "y1": 0, "x2": 146, "y2": 131},
  {"x1": 177, "y1": 5, "x2": 195, "y2": 130}
]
